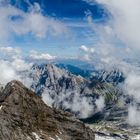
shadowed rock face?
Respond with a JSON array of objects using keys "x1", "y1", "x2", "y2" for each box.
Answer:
[{"x1": 0, "y1": 80, "x2": 95, "y2": 140}]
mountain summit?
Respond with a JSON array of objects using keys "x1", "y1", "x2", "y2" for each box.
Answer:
[
  {"x1": 0, "y1": 80, "x2": 95, "y2": 140},
  {"x1": 29, "y1": 64, "x2": 123, "y2": 119}
]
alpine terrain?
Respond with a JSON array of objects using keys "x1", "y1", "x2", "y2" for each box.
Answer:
[{"x1": 0, "y1": 80, "x2": 95, "y2": 140}]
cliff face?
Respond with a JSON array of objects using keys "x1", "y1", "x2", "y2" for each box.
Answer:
[
  {"x1": 29, "y1": 64, "x2": 123, "y2": 119},
  {"x1": 30, "y1": 64, "x2": 92, "y2": 118},
  {"x1": 30, "y1": 64, "x2": 86, "y2": 96},
  {"x1": 0, "y1": 80, "x2": 95, "y2": 140}
]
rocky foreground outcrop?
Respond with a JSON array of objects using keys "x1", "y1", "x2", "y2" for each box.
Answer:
[{"x1": 0, "y1": 80, "x2": 95, "y2": 140}]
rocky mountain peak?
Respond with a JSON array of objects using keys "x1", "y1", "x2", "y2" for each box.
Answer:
[
  {"x1": 0, "y1": 80, "x2": 95, "y2": 140},
  {"x1": 29, "y1": 64, "x2": 94, "y2": 118}
]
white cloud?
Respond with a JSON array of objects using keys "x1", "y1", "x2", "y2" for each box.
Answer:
[
  {"x1": 42, "y1": 87, "x2": 95, "y2": 119},
  {"x1": 29, "y1": 50, "x2": 56, "y2": 61},
  {"x1": 84, "y1": 0, "x2": 140, "y2": 52},
  {"x1": 123, "y1": 72, "x2": 140, "y2": 102},
  {"x1": 0, "y1": 58, "x2": 33, "y2": 87},
  {"x1": 0, "y1": 2, "x2": 67, "y2": 41},
  {"x1": 69, "y1": 95, "x2": 94, "y2": 118},
  {"x1": 79, "y1": 43, "x2": 133, "y2": 71},
  {"x1": 128, "y1": 105, "x2": 140, "y2": 126},
  {"x1": 0, "y1": 46, "x2": 21, "y2": 59},
  {"x1": 95, "y1": 0, "x2": 140, "y2": 50},
  {"x1": 80, "y1": 45, "x2": 95, "y2": 53},
  {"x1": 42, "y1": 93, "x2": 55, "y2": 107},
  {"x1": 0, "y1": 46, "x2": 33, "y2": 87},
  {"x1": 95, "y1": 96, "x2": 105, "y2": 112},
  {"x1": 0, "y1": 60, "x2": 19, "y2": 85},
  {"x1": 11, "y1": 58, "x2": 32, "y2": 71},
  {"x1": 80, "y1": 45, "x2": 89, "y2": 52},
  {"x1": 0, "y1": 46, "x2": 21, "y2": 54}
]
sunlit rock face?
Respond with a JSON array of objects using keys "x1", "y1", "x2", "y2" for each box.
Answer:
[
  {"x1": 0, "y1": 80, "x2": 95, "y2": 140},
  {"x1": 29, "y1": 64, "x2": 124, "y2": 119},
  {"x1": 29, "y1": 64, "x2": 95, "y2": 118},
  {"x1": 14, "y1": 63, "x2": 140, "y2": 140}
]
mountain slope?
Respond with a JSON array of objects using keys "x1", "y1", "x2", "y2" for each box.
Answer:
[
  {"x1": 56, "y1": 63, "x2": 92, "y2": 78},
  {"x1": 0, "y1": 80, "x2": 95, "y2": 140},
  {"x1": 30, "y1": 64, "x2": 95, "y2": 118},
  {"x1": 90, "y1": 69, "x2": 125, "y2": 86},
  {"x1": 30, "y1": 64, "x2": 86, "y2": 95},
  {"x1": 29, "y1": 64, "x2": 124, "y2": 119}
]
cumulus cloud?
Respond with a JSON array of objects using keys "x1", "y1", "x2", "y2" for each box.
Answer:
[
  {"x1": 63, "y1": 92, "x2": 94, "y2": 118},
  {"x1": 128, "y1": 105, "x2": 140, "y2": 126},
  {"x1": 0, "y1": 46, "x2": 33, "y2": 87},
  {"x1": 42, "y1": 88, "x2": 94, "y2": 119},
  {"x1": 42, "y1": 93, "x2": 54, "y2": 107},
  {"x1": 11, "y1": 58, "x2": 33, "y2": 71},
  {"x1": 29, "y1": 50, "x2": 56, "y2": 61},
  {"x1": 0, "y1": 46, "x2": 21, "y2": 59},
  {"x1": 0, "y1": 59, "x2": 33, "y2": 87},
  {"x1": 124, "y1": 73, "x2": 140, "y2": 101},
  {"x1": 80, "y1": 45, "x2": 89, "y2": 52},
  {"x1": 86, "y1": 0, "x2": 140, "y2": 55},
  {"x1": 0, "y1": 60, "x2": 19, "y2": 85},
  {"x1": 0, "y1": 59, "x2": 32, "y2": 85},
  {"x1": 0, "y1": 46, "x2": 21, "y2": 54},
  {"x1": 0, "y1": 1, "x2": 67, "y2": 41},
  {"x1": 42, "y1": 86, "x2": 105, "y2": 118},
  {"x1": 80, "y1": 45, "x2": 95, "y2": 53},
  {"x1": 96, "y1": 0, "x2": 140, "y2": 49},
  {"x1": 95, "y1": 96, "x2": 105, "y2": 112},
  {"x1": 79, "y1": 43, "x2": 133, "y2": 71}
]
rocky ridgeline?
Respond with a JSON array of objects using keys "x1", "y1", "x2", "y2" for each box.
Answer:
[
  {"x1": 30, "y1": 64, "x2": 93, "y2": 117},
  {"x1": 16, "y1": 63, "x2": 140, "y2": 140},
  {"x1": 29, "y1": 64, "x2": 124, "y2": 118},
  {"x1": 0, "y1": 80, "x2": 95, "y2": 140},
  {"x1": 0, "y1": 64, "x2": 139, "y2": 140},
  {"x1": 30, "y1": 64, "x2": 86, "y2": 95}
]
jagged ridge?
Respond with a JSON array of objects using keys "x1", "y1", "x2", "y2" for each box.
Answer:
[{"x1": 0, "y1": 80, "x2": 95, "y2": 140}]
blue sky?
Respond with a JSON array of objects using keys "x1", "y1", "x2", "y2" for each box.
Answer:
[{"x1": 0, "y1": 0, "x2": 109, "y2": 58}]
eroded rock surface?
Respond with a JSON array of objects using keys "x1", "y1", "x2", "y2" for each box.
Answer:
[{"x1": 0, "y1": 80, "x2": 95, "y2": 140}]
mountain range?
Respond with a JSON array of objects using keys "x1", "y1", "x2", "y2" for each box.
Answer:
[
  {"x1": 29, "y1": 64, "x2": 124, "y2": 118},
  {"x1": 0, "y1": 80, "x2": 95, "y2": 140},
  {"x1": 0, "y1": 62, "x2": 140, "y2": 140},
  {"x1": 27, "y1": 63, "x2": 140, "y2": 139}
]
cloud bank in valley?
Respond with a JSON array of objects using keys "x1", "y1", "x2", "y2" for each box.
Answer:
[{"x1": 0, "y1": 46, "x2": 56, "y2": 87}]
